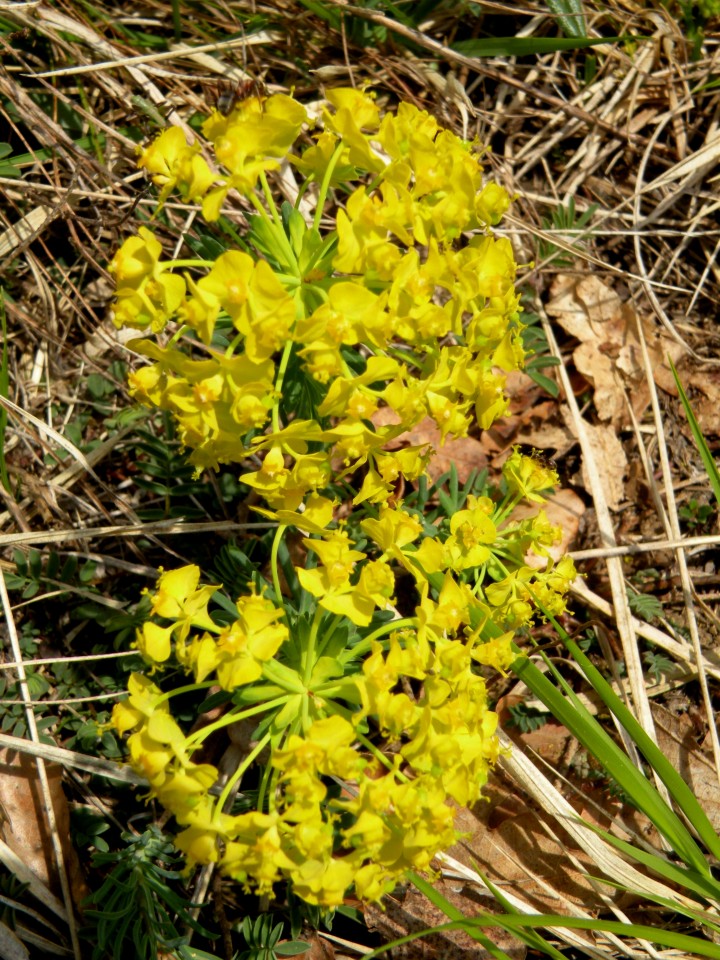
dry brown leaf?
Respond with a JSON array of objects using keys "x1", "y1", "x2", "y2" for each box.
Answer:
[
  {"x1": 565, "y1": 416, "x2": 627, "y2": 510},
  {"x1": 364, "y1": 876, "x2": 525, "y2": 959},
  {"x1": 292, "y1": 931, "x2": 336, "y2": 960},
  {"x1": 0, "y1": 749, "x2": 86, "y2": 902},
  {"x1": 690, "y1": 369, "x2": 720, "y2": 436},
  {"x1": 651, "y1": 703, "x2": 720, "y2": 831},
  {"x1": 510, "y1": 421, "x2": 576, "y2": 456},
  {"x1": 547, "y1": 274, "x2": 685, "y2": 427},
  {"x1": 579, "y1": 421, "x2": 627, "y2": 510},
  {"x1": 450, "y1": 775, "x2": 619, "y2": 919}
]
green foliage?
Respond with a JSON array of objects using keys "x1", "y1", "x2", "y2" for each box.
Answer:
[
  {"x1": 507, "y1": 703, "x2": 549, "y2": 733},
  {"x1": 643, "y1": 649, "x2": 674, "y2": 683},
  {"x1": 82, "y1": 826, "x2": 215, "y2": 960},
  {"x1": 520, "y1": 309, "x2": 561, "y2": 397},
  {"x1": 236, "y1": 915, "x2": 309, "y2": 960},
  {"x1": 5, "y1": 547, "x2": 97, "y2": 600},
  {"x1": 538, "y1": 196, "x2": 598, "y2": 269},
  {"x1": 72, "y1": 808, "x2": 112, "y2": 853},
  {"x1": 627, "y1": 587, "x2": 664, "y2": 622},
  {"x1": 679, "y1": 497, "x2": 714, "y2": 530},
  {"x1": 671, "y1": 360, "x2": 720, "y2": 514},
  {"x1": 671, "y1": 0, "x2": 720, "y2": 57},
  {"x1": 0, "y1": 870, "x2": 30, "y2": 928},
  {"x1": 544, "y1": 0, "x2": 586, "y2": 37},
  {"x1": 453, "y1": 35, "x2": 613, "y2": 56}
]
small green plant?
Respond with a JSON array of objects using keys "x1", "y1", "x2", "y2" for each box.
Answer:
[
  {"x1": 626, "y1": 586, "x2": 664, "y2": 622},
  {"x1": 81, "y1": 825, "x2": 214, "y2": 960},
  {"x1": 643, "y1": 649, "x2": 674, "y2": 683},
  {"x1": 537, "y1": 196, "x2": 598, "y2": 268},
  {"x1": 674, "y1": 0, "x2": 720, "y2": 57},
  {"x1": 236, "y1": 915, "x2": 309, "y2": 960},
  {"x1": 520, "y1": 307, "x2": 561, "y2": 396},
  {"x1": 71, "y1": 808, "x2": 112, "y2": 853},
  {"x1": 507, "y1": 703, "x2": 549, "y2": 733},
  {"x1": 679, "y1": 497, "x2": 714, "y2": 531},
  {"x1": 5, "y1": 547, "x2": 97, "y2": 600}
]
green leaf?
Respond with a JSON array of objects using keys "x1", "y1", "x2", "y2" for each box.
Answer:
[
  {"x1": 512, "y1": 652, "x2": 716, "y2": 874},
  {"x1": 582, "y1": 820, "x2": 720, "y2": 903},
  {"x1": 276, "y1": 942, "x2": 312, "y2": 957},
  {"x1": 296, "y1": 0, "x2": 341, "y2": 27},
  {"x1": 670, "y1": 358, "x2": 720, "y2": 508},
  {"x1": 526, "y1": 370, "x2": 560, "y2": 397},
  {"x1": 627, "y1": 589, "x2": 663, "y2": 621},
  {"x1": 86, "y1": 373, "x2": 115, "y2": 400},
  {"x1": 545, "y1": 0, "x2": 587, "y2": 37},
  {"x1": 452, "y1": 35, "x2": 615, "y2": 58}
]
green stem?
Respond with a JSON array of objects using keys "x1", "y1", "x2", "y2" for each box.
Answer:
[
  {"x1": 302, "y1": 606, "x2": 324, "y2": 688},
  {"x1": 316, "y1": 615, "x2": 342, "y2": 658},
  {"x1": 354, "y1": 730, "x2": 407, "y2": 780},
  {"x1": 167, "y1": 324, "x2": 191, "y2": 347},
  {"x1": 225, "y1": 330, "x2": 244, "y2": 357},
  {"x1": 154, "y1": 681, "x2": 215, "y2": 709},
  {"x1": 312, "y1": 141, "x2": 345, "y2": 233},
  {"x1": 184, "y1": 695, "x2": 291, "y2": 748},
  {"x1": 214, "y1": 731, "x2": 272, "y2": 814},
  {"x1": 165, "y1": 259, "x2": 210, "y2": 269},
  {"x1": 270, "y1": 523, "x2": 287, "y2": 607},
  {"x1": 271, "y1": 337, "x2": 295, "y2": 434},
  {"x1": 255, "y1": 173, "x2": 300, "y2": 274},
  {"x1": 493, "y1": 492, "x2": 523, "y2": 527},
  {"x1": 256, "y1": 754, "x2": 275, "y2": 814},
  {"x1": 350, "y1": 617, "x2": 416, "y2": 658},
  {"x1": 170, "y1": 0, "x2": 182, "y2": 40}
]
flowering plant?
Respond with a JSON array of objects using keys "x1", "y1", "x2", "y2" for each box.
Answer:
[{"x1": 108, "y1": 87, "x2": 575, "y2": 907}]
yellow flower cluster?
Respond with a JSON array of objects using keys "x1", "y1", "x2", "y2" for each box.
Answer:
[
  {"x1": 108, "y1": 88, "x2": 577, "y2": 908},
  {"x1": 110, "y1": 88, "x2": 520, "y2": 474},
  {"x1": 112, "y1": 569, "x2": 503, "y2": 906}
]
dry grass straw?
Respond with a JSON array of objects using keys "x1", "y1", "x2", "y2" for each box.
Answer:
[{"x1": 0, "y1": 0, "x2": 719, "y2": 955}]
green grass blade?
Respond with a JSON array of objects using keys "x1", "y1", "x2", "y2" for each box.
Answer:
[
  {"x1": 557, "y1": 629, "x2": 720, "y2": 863},
  {"x1": 469, "y1": 871, "x2": 568, "y2": 959},
  {"x1": 670, "y1": 358, "x2": 720, "y2": 506},
  {"x1": 407, "y1": 873, "x2": 519, "y2": 959},
  {"x1": 465, "y1": 915, "x2": 720, "y2": 958},
  {"x1": 545, "y1": 0, "x2": 587, "y2": 37},
  {"x1": 581, "y1": 818, "x2": 720, "y2": 902},
  {"x1": 365, "y1": 907, "x2": 720, "y2": 959},
  {"x1": 511, "y1": 654, "x2": 713, "y2": 875},
  {"x1": 453, "y1": 35, "x2": 618, "y2": 58}
]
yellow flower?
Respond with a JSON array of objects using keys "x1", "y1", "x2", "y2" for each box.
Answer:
[
  {"x1": 201, "y1": 93, "x2": 306, "y2": 206},
  {"x1": 109, "y1": 228, "x2": 185, "y2": 332},
  {"x1": 503, "y1": 447, "x2": 559, "y2": 503},
  {"x1": 211, "y1": 590, "x2": 288, "y2": 690},
  {"x1": 138, "y1": 126, "x2": 215, "y2": 206},
  {"x1": 148, "y1": 565, "x2": 219, "y2": 648},
  {"x1": 323, "y1": 88, "x2": 384, "y2": 174},
  {"x1": 297, "y1": 531, "x2": 378, "y2": 626},
  {"x1": 445, "y1": 496, "x2": 497, "y2": 571},
  {"x1": 110, "y1": 672, "x2": 166, "y2": 735},
  {"x1": 193, "y1": 252, "x2": 296, "y2": 362}
]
